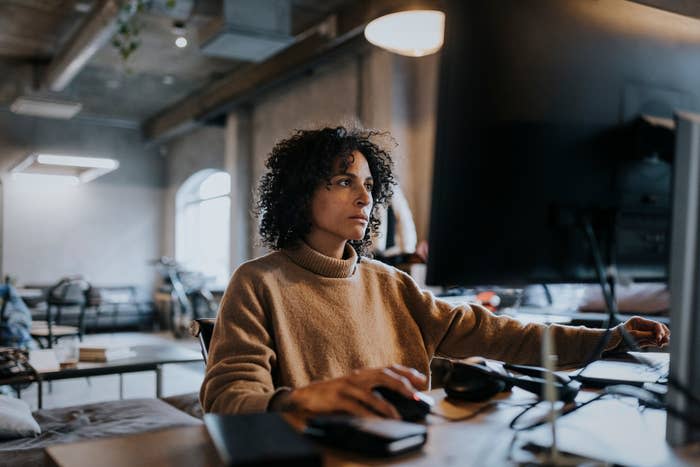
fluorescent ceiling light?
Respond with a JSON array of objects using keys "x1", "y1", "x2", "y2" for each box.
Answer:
[
  {"x1": 11, "y1": 153, "x2": 119, "y2": 184},
  {"x1": 36, "y1": 154, "x2": 118, "y2": 169},
  {"x1": 364, "y1": 10, "x2": 445, "y2": 57},
  {"x1": 10, "y1": 96, "x2": 83, "y2": 119}
]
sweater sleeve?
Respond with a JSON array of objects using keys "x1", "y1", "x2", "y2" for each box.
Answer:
[
  {"x1": 200, "y1": 266, "x2": 286, "y2": 414},
  {"x1": 399, "y1": 274, "x2": 613, "y2": 367}
]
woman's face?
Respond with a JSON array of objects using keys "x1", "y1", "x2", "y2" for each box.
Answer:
[{"x1": 308, "y1": 150, "x2": 374, "y2": 246}]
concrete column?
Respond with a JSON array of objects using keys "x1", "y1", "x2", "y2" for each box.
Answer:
[
  {"x1": 359, "y1": 48, "x2": 440, "y2": 245},
  {"x1": 225, "y1": 110, "x2": 254, "y2": 269},
  {"x1": 406, "y1": 53, "x2": 440, "y2": 243}
]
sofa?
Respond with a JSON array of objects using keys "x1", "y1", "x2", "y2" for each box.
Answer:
[
  {"x1": 23, "y1": 284, "x2": 156, "y2": 334},
  {"x1": 0, "y1": 392, "x2": 203, "y2": 466}
]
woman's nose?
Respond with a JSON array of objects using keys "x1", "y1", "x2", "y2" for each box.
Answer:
[{"x1": 356, "y1": 187, "x2": 371, "y2": 206}]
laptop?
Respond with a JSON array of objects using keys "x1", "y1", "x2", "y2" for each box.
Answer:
[{"x1": 574, "y1": 352, "x2": 669, "y2": 387}]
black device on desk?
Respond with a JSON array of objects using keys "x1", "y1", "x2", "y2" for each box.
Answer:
[
  {"x1": 444, "y1": 358, "x2": 580, "y2": 403},
  {"x1": 305, "y1": 415, "x2": 427, "y2": 457},
  {"x1": 204, "y1": 413, "x2": 322, "y2": 467},
  {"x1": 373, "y1": 386, "x2": 434, "y2": 421}
]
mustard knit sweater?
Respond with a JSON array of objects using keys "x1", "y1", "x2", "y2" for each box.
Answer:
[{"x1": 201, "y1": 242, "x2": 615, "y2": 414}]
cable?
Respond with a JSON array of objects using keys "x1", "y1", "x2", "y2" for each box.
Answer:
[
  {"x1": 570, "y1": 217, "x2": 619, "y2": 380},
  {"x1": 509, "y1": 394, "x2": 606, "y2": 432},
  {"x1": 606, "y1": 385, "x2": 700, "y2": 430}
]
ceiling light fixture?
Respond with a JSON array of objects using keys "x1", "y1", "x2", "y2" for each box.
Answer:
[
  {"x1": 10, "y1": 96, "x2": 83, "y2": 119},
  {"x1": 172, "y1": 20, "x2": 186, "y2": 36},
  {"x1": 11, "y1": 153, "x2": 120, "y2": 184},
  {"x1": 36, "y1": 154, "x2": 118, "y2": 170},
  {"x1": 364, "y1": 10, "x2": 445, "y2": 57},
  {"x1": 175, "y1": 36, "x2": 188, "y2": 48}
]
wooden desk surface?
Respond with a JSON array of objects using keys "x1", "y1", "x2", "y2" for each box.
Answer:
[{"x1": 45, "y1": 389, "x2": 699, "y2": 467}]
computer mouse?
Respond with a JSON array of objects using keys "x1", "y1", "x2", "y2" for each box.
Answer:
[{"x1": 373, "y1": 386, "x2": 434, "y2": 422}]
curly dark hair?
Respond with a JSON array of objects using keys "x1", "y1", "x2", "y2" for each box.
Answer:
[{"x1": 256, "y1": 126, "x2": 396, "y2": 257}]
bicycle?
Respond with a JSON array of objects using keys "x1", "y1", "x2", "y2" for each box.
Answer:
[{"x1": 151, "y1": 257, "x2": 218, "y2": 338}]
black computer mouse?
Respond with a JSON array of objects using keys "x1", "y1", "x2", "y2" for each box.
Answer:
[{"x1": 373, "y1": 386, "x2": 434, "y2": 422}]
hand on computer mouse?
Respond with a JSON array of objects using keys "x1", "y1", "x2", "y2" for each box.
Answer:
[
  {"x1": 271, "y1": 364, "x2": 427, "y2": 419},
  {"x1": 372, "y1": 386, "x2": 434, "y2": 421}
]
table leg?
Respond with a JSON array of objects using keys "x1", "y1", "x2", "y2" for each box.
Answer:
[
  {"x1": 119, "y1": 373, "x2": 124, "y2": 399},
  {"x1": 156, "y1": 365, "x2": 163, "y2": 398},
  {"x1": 38, "y1": 380, "x2": 43, "y2": 409}
]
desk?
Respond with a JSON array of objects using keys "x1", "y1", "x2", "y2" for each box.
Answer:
[
  {"x1": 45, "y1": 388, "x2": 699, "y2": 467},
  {"x1": 33, "y1": 344, "x2": 202, "y2": 408}
]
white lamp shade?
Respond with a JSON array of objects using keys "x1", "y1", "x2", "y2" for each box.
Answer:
[{"x1": 364, "y1": 10, "x2": 445, "y2": 57}]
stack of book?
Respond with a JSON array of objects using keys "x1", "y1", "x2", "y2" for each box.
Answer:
[{"x1": 78, "y1": 345, "x2": 135, "y2": 362}]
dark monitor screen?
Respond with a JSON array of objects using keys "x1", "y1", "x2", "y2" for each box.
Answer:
[{"x1": 426, "y1": 0, "x2": 700, "y2": 287}]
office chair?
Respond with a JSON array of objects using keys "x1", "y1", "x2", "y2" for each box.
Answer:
[
  {"x1": 31, "y1": 278, "x2": 91, "y2": 349},
  {"x1": 190, "y1": 317, "x2": 215, "y2": 364}
]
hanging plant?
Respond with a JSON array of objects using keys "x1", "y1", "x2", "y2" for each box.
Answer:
[{"x1": 111, "y1": 0, "x2": 177, "y2": 62}]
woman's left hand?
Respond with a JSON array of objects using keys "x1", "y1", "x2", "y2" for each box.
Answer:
[{"x1": 622, "y1": 316, "x2": 670, "y2": 349}]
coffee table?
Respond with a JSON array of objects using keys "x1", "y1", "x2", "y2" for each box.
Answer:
[{"x1": 34, "y1": 344, "x2": 203, "y2": 408}]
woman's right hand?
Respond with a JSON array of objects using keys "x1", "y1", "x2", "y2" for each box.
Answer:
[{"x1": 271, "y1": 364, "x2": 427, "y2": 419}]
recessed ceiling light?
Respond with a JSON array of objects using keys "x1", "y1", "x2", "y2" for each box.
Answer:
[
  {"x1": 175, "y1": 36, "x2": 188, "y2": 48},
  {"x1": 73, "y1": 1, "x2": 92, "y2": 13},
  {"x1": 163, "y1": 75, "x2": 175, "y2": 85}
]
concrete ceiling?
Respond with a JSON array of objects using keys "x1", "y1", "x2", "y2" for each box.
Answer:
[{"x1": 0, "y1": 0, "x2": 353, "y2": 125}]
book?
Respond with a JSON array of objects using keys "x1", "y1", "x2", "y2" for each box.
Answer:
[
  {"x1": 204, "y1": 413, "x2": 322, "y2": 467},
  {"x1": 78, "y1": 345, "x2": 135, "y2": 362}
]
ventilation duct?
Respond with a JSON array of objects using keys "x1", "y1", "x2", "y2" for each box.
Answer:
[{"x1": 198, "y1": 0, "x2": 294, "y2": 62}]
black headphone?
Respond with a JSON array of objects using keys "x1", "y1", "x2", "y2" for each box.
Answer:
[{"x1": 443, "y1": 357, "x2": 580, "y2": 403}]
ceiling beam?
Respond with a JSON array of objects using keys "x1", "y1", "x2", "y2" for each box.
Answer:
[
  {"x1": 143, "y1": 0, "x2": 442, "y2": 142},
  {"x1": 43, "y1": 0, "x2": 125, "y2": 92},
  {"x1": 629, "y1": 0, "x2": 700, "y2": 19}
]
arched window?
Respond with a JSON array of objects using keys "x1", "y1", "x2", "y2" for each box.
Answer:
[{"x1": 175, "y1": 170, "x2": 231, "y2": 286}]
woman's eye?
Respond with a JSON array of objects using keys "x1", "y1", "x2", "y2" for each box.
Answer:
[
  {"x1": 365, "y1": 183, "x2": 374, "y2": 191},
  {"x1": 338, "y1": 179, "x2": 351, "y2": 187}
]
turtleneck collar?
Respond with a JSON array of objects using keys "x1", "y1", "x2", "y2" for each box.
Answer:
[{"x1": 283, "y1": 241, "x2": 358, "y2": 278}]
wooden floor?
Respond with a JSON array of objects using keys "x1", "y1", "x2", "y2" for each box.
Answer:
[{"x1": 14, "y1": 332, "x2": 205, "y2": 410}]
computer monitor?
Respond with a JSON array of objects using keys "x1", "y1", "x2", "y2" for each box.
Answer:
[
  {"x1": 667, "y1": 112, "x2": 700, "y2": 445},
  {"x1": 425, "y1": 0, "x2": 700, "y2": 446},
  {"x1": 426, "y1": 0, "x2": 700, "y2": 287}
]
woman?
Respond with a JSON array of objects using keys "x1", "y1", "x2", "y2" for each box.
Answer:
[{"x1": 200, "y1": 126, "x2": 669, "y2": 419}]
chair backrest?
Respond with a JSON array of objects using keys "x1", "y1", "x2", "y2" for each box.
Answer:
[
  {"x1": 48, "y1": 277, "x2": 90, "y2": 305},
  {"x1": 190, "y1": 318, "x2": 215, "y2": 364}
]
